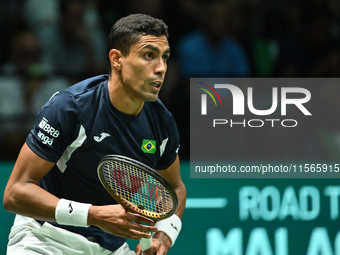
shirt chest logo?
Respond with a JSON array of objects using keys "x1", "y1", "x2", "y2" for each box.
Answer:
[
  {"x1": 141, "y1": 139, "x2": 156, "y2": 154},
  {"x1": 94, "y1": 132, "x2": 111, "y2": 142}
]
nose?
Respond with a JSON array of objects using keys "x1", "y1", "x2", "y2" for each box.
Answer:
[{"x1": 154, "y1": 58, "x2": 167, "y2": 76}]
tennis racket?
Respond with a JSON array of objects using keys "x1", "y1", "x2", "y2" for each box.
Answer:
[{"x1": 97, "y1": 155, "x2": 178, "y2": 251}]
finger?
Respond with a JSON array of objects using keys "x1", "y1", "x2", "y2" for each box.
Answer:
[
  {"x1": 127, "y1": 229, "x2": 153, "y2": 240},
  {"x1": 156, "y1": 247, "x2": 167, "y2": 255},
  {"x1": 135, "y1": 243, "x2": 142, "y2": 255},
  {"x1": 123, "y1": 219, "x2": 157, "y2": 234},
  {"x1": 116, "y1": 222, "x2": 157, "y2": 240},
  {"x1": 141, "y1": 247, "x2": 156, "y2": 255},
  {"x1": 127, "y1": 212, "x2": 156, "y2": 226},
  {"x1": 131, "y1": 222, "x2": 158, "y2": 233},
  {"x1": 113, "y1": 224, "x2": 153, "y2": 240},
  {"x1": 142, "y1": 239, "x2": 161, "y2": 255}
]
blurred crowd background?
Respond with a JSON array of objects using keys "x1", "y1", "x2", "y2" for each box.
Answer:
[{"x1": 0, "y1": 0, "x2": 339, "y2": 161}]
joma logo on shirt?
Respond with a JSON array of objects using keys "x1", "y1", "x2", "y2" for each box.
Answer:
[{"x1": 38, "y1": 117, "x2": 60, "y2": 138}]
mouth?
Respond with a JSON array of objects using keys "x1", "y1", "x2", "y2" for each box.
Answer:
[{"x1": 150, "y1": 80, "x2": 162, "y2": 88}]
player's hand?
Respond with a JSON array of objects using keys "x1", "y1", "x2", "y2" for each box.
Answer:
[
  {"x1": 87, "y1": 204, "x2": 158, "y2": 240},
  {"x1": 135, "y1": 231, "x2": 172, "y2": 255}
]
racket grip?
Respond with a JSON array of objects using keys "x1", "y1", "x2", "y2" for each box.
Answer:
[{"x1": 140, "y1": 236, "x2": 152, "y2": 251}]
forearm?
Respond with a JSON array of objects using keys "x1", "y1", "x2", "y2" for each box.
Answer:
[
  {"x1": 4, "y1": 180, "x2": 59, "y2": 222},
  {"x1": 174, "y1": 180, "x2": 186, "y2": 219},
  {"x1": 3, "y1": 143, "x2": 59, "y2": 222}
]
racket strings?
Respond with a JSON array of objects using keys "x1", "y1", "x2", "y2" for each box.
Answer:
[{"x1": 101, "y1": 161, "x2": 174, "y2": 215}]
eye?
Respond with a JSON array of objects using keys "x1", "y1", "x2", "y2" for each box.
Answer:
[
  {"x1": 145, "y1": 52, "x2": 153, "y2": 60},
  {"x1": 162, "y1": 54, "x2": 170, "y2": 62}
]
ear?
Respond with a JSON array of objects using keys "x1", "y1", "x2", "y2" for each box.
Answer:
[{"x1": 109, "y1": 49, "x2": 123, "y2": 71}]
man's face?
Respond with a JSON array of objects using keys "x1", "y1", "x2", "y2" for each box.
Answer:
[{"x1": 119, "y1": 35, "x2": 170, "y2": 102}]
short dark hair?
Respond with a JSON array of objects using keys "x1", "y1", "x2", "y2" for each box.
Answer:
[{"x1": 107, "y1": 14, "x2": 169, "y2": 58}]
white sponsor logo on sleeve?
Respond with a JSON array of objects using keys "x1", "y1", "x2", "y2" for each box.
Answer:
[
  {"x1": 37, "y1": 117, "x2": 61, "y2": 146},
  {"x1": 37, "y1": 130, "x2": 54, "y2": 145},
  {"x1": 38, "y1": 117, "x2": 60, "y2": 138}
]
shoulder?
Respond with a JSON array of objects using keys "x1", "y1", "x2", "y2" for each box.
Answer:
[
  {"x1": 63, "y1": 74, "x2": 108, "y2": 97},
  {"x1": 36, "y1": 75, "x2": 108, "y2": 126},
  {"x1": 49, "y1": 75, "x2": 108, "y2": 106}
]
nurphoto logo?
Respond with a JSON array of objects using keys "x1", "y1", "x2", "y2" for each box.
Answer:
[{"x1": 198, "y1": 82, "x2": 312, "y2": 128}]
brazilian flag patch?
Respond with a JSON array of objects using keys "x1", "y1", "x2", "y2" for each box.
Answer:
[{"x1": 141, "y1": 139, "x2": 156, "y2": 154}]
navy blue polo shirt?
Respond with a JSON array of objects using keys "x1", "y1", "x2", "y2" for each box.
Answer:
[{"x1": 26, "y1": 74, "x2": 180, "y2": 252}]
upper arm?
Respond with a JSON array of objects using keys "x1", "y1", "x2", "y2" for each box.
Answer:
[
  {"x1": 156, "y1": 155, "x2": 182, "y2": 189},
  {"x1": 5, "y1": 143, "x2": 55, "y2": 189}
]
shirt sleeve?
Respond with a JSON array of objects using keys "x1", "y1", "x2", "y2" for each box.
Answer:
[
  {"x1": 26, "y1": 91, "x2": 81, "y2": 162},
  {"x1": 156, "y1": 115, "x2": 180, "y2": 170}
]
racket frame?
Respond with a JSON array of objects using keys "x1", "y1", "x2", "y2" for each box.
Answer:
[{"x1": 97, "y1": 154, "x2": 178, "y2": 220}]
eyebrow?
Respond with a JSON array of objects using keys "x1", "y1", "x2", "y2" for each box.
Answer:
[{"x1": 142, "y1": 45, "x2": 171, "y2": 55}]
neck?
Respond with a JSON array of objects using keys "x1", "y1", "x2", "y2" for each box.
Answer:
[{"x1": 107, "y1": 75, "x2": 144, "y2": 116}]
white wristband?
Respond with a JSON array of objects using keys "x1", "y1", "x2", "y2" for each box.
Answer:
[
  {"x1": 55, "y1": 199, "x2": 92, "y2": 227},
  {"x1": 154, "y1": 214, "x2": 182, "y2": 246}
]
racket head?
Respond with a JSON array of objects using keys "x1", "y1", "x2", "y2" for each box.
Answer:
[{"x1": 97, "y1": 155, "x2": 178, "y2": 220}]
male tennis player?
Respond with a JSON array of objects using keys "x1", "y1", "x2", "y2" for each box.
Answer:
[{"x1": 3, "y1": 14, "x2": 186, "y2": 255}]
